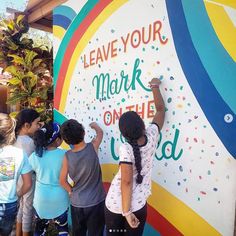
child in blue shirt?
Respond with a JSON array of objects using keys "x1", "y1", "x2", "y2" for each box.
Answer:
[
  {"x1": 29, "y1": 122, "x2": 69, "y2": 236},
  {"x1": 0, "y1": 113, "x2": 32, "y2": 236}
]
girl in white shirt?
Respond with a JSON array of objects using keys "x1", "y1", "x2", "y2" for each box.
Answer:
[
  {"x1": 14, "y1": 109, "x2": 41, "y2": 236},
  {"x1": 105, "y1": 78, "x2": 165, "y2": 236}
]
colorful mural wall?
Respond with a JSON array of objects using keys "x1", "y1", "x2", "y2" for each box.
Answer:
[{"x1": 53, "y1": 0, "x2": 236, "y2": 235}]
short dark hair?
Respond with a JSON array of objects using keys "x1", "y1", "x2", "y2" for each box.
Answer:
[
  {"x1": 0, "y1": 113, "x2": 16, "y2": 148},
  {"x1": 60, "y1": 119, "x2": 85, "y2": 145}
]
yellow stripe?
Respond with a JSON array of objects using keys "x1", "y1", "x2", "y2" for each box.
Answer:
[
  {"x1": 101, "y1": 164, "x2": 119, "y2": 182},
  {"x1": 59, "y1": 0, "x2": 128, "y2": 112},
  {"x1": 205, "y1": 0, "x2": 236, "y2": 9},
  {"x1": 149, "y1": 182, "x2": 221, "y2": 236},
  {"x1": 101, "y1": 164, "x2": 221, "y2": 236},
  {"x1": 204, "y1": 1, "x2": 236, "y2": 61},
  {"x1": 60, "y1": 141, "x2": 70, "y2": 150},
  {"x1": 53, "y1": 25, "x2": 66, "y2": 40}
]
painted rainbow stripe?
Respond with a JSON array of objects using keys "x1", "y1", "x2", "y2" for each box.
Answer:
[
  {"x1": 54, "y1": 5, "x2": 77, "y2": 22},
  {"x1": 166, "y1": 0, "x2": 236, "y2": 157},
  {"x1": 53, "y1": 6, "x2": 77, "y2": 39},
  {"x1": 203, "y1": 1, "x2": 236, "y2": 62},
  {"x1": 182, "y1": 0, "x2": 236, "y2": 113},
  {"x1": 102, "y1": 164, "x2": 221, "y2": 236},
  {"x1": 54, "y1": 0, "x2": 98, "y2": 88},
  {"x1": 54, "y1": 0, "x2": 128, "y2": 110}
]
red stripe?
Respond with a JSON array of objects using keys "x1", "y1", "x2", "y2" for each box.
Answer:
[
  {"x1": 103, "y1": 182, "x2": 183, "y2": 236},
  {"x1": 54, "y1": 0, "x2": 113, "y2": 109},
  {"x1": 147, "y1": 204, "x2": 183, "y2": 236}
]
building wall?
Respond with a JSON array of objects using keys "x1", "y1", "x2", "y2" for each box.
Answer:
[{"x1": 53, "y1": 1, "x2": 236, "y2": 235}]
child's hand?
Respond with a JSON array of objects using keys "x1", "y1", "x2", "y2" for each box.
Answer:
[
  {"x1": 89, "y1": 122, "x2": 99, "y2": 130},
  {"x1": 125, "y1": 213, "x2": 140, "y2": 228},
  {"x1": 149, "y1": 78, "x2": 161, "y2": 87}
]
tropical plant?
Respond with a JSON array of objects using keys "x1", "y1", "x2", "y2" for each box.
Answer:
[{"x1": 0, "y1": 14, "x2": 53, "y2": 121}]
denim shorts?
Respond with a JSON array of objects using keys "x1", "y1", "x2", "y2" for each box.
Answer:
[{"x1": 0, "y1": 201, "x2": 18, "y2": 236}]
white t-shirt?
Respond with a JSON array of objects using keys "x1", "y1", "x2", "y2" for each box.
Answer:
[
  {"x1": 0, "y1": 145, "x2": 32, "y2": 203},
  {"x1": 15, "y1": 135, "x2": 35, "y2": 157},
  {"x1": 105, "y1": 123, "x2": 160, "y2": 213}
]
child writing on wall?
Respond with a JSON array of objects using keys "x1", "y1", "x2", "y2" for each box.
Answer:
[
  {"x1": 0, "y1": 113, "x2": 32, "y2": 236},
  {"x1": 60, "y1": 121, "x2": 106, "y2": 236},
  {"x1": 28, "y1": 122, "x2": 69, "y2": 236},
  {"x1": 105, "y1": 78, "x2": 165, "y2": 236},
  {"x1": 14, "y1": 109, "x2": 41, "y2": 236}
]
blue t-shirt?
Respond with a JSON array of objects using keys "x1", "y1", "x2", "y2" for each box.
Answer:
[
  {"x1": 29, "y1": 148, "x2": 69, "y2": 219},
  {"x1": 0, "y1": 145, "x2": 32, "y2": 203}
]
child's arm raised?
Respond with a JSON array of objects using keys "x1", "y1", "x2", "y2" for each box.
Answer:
[
  {"x1": 90, "y1": 122, "x2": 103, "y2": 152},
  {"x1": 149, "y1": 78, "x2": 165, "y2": 130}
]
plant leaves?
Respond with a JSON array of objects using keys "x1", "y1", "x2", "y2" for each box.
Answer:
[
  {"x1": 25, "y1": 50, "x2": 38, "y2": 68},
  {"x1": 32, "y1": 59, "x2": 42, "y2": 69},
  {"x1": 5, "y1": 37, "x2": 18, "y2": 50},
  {"x1": 8, "y1": 54, "x2": 26, "y2": 66},
  {"x1": 16, "y1": 15, "x2": 25, "y2": 27},
  {"x1": 9, "y1": 111, "x2": 19, "y2": 118},
  {"x1": 8, "y1": 77, "x2": 21, "y2": 85},
  {"x1": 4, "y1": 66, "x2": 18, "y2": 77},
  {"x1": 6, "y1": 92, "x2": 27, "y2": 105}
]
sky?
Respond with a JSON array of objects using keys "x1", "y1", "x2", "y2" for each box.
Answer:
[{"x1": 0, "y1": 0, "x2": 27, "y2": 15}]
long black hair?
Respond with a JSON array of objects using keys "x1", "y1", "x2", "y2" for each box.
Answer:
[
  {"x1": 34, "y1": 122, "x2": 61, "y2": 157},
  {"x1": 15, "y1": 109, "x2": 40, "y2": 135},
  {"x1": 119, "y1": 111, "x2": 145, "y2": 184}
]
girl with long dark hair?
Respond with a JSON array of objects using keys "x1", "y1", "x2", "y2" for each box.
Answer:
[
  {"x1": 105, "y1": 78, "x2": 165, "y2": 236},
  {"x1": 14, "y1": 109, "x2": 40, "y2": 236}
]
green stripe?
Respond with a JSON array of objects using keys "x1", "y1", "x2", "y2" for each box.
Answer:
[
  {"x1": 182, "y1": 0, "x2": 236, "y2": 113},
  {"x1": 53, "y1": 5, "x2": 77, "y2": 21},
  {"x1": 54, "y1": 109, "x2": 68, "y2": 125},
  {"x1": 54, "y1": 0, "x2": 99, "y2": 90}
]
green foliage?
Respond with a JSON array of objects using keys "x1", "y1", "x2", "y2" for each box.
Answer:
[{"x1": 0, "y1": 15, "x2": 53, "y2": 122}]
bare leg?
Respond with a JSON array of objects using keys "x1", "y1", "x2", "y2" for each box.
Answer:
[{"x1": 16, "y1": 222, "x2": 23, "y2": 236}]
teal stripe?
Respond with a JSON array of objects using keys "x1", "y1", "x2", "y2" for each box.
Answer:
[
  {"x1": 53, "y1": 5, "x2": 77, "y2": 21},
  {"x1": 182, "y1": 0, "x2": 236, "y2": 113},
  {"x1": 54, "y1": 0, "x2": 99, "y2": 91},
  {"x1": 54, "y1": 109, "x2": 68, "y2": 125},
  {"x1": 143, "y1": 223, "x2": 161, "y2": 236}
]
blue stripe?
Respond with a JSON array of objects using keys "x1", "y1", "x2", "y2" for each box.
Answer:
[
  {"x1": 143, "y1": 223, "x2": 161, "y2": 236},
  {"x1": 53, "y1": 5, "x2": 77, "y2": 21},
  {"x1": 182, "y1": 0, "x2": 236, "y2": 114},
  {"x1": 166, "y1": 0, "x2": 236, "y2": 158},
  {"x1": 53, "y1": 0, "x2": 99, "y2": 90},
  {"x1": 53, "y1": 15, "x2": 71, "y2": 30}
]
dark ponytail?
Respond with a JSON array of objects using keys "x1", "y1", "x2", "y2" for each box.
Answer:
[
  {"x1": 129, "y1": 139, "x2": 143, "y2": 184},
  {"x1": 33, "y1": 121, "x2": 60, "y2": 157},
  {"x1": 119, "y1": 111, "x2": 145, "y2": 184},
  {"x1": 34, "y1": 129, "x2": 48, "y2": 157}
]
